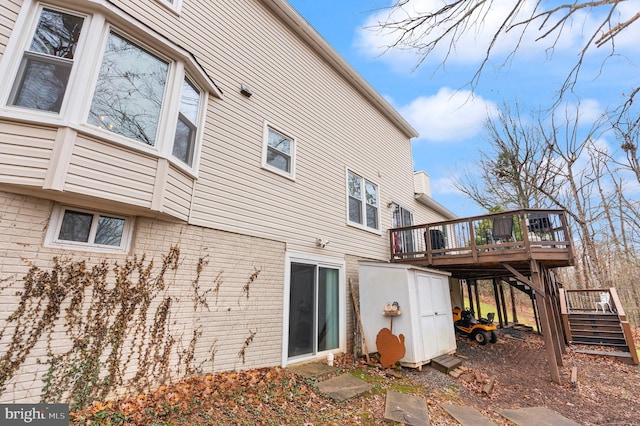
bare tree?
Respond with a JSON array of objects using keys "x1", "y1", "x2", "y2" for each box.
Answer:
[
  {"x1": 456, "y1": 102, "x2": 613, "y2": 286},
  {"x1": 373, "y1": 1, "x2": 640, "y2": 108},
  {"x1": 454, "y1": 102, "x2": 556, "y2": 210}
]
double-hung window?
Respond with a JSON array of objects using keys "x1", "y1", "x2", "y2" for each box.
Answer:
[
  {"x1": 347, "y1": 170, "x2": 379, "y2": 231},
  {"x1": 262, "y1": 123, "x2": 296, "y2": 179},
  {"x1": 172, "y1": 79, "x2": 200, "y2": 166},
  {"x1": 158, "y1": 0, "x2": 183, "y2": 14},
  {"x1": 9, "y1": 8, "x2": 84, "y2": 113},
  {"x1": 3, "y1": 4, "x2": 213, "y2": 171}
]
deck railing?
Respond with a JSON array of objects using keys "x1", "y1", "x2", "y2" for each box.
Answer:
[
  {"x1": 390, "y1": 209, "x2": 572, "y2": 264},
  {"x1": 563, "y1": 288, "x2": 619, "y2": 314}
]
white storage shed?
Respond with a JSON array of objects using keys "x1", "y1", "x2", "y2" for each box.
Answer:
[{"x1": 358, "y1": 261, "x2": 456, "y2": 369}]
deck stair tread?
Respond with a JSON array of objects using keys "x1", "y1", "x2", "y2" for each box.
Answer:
[
  {"x1": 571, "y1": 328, "x2": 624, "y2": 338},
  {"x1": 569, "y1": 321, "x2": 622, "y2": 327},
  {"x1": 573, "y1": 349, "x2": 632, "y2": 358},
  {"x1": 506, "y1": 279, "x2": 535, "y2": 296},
  {"x1": 571, "y1": 340, "x2": 628, "y2": 348}
]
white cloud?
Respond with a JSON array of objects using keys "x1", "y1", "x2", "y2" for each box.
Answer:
[
  {"x1": 400, "y1": 87, "x2": 497, "y2": 141},
  {"x1": 553, "y1": 98, "x2": 605, "y2": 127},
  {"x1": 430, "y1": 174, "x2": 464, "y2": 195}
]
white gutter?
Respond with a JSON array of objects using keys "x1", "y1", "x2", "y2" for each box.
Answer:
[{"x1": 262, "y1": 0, "x2": 419, "y2": 139}]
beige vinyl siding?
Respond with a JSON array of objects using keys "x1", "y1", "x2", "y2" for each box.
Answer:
[
  {"x1": 0, "y1": 121, "x2": 55, "y2": 186},
  {"x1": 0, "y1": 0, "x2": 431, "y2": 253},
  {"x1": 413, "y1": 206, "x2": 451, "y2": 225},
  {"x1": 115, "y1": 0, "x2": 421, "y2": 261},
  {"x1": 163, "y1": 165, "x2": 194, "y2": 220},
  {"x1": 109, "y1": 0, "x2": 423, "y2": 248},
  {"x1": 65, "y1": 136, "x2": 157, "y2": 207},
  {"x1": 0, "y1": 0, "x2": 20, "y2": 55}
]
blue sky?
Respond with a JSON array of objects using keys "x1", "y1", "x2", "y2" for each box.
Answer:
[{"x1": 287, "y1": 0, "x2": 640, "y2": 218}]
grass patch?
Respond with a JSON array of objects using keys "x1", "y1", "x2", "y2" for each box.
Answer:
[
  {"x1": 349, "y1": 367, "x2": 424, "y2": 395},
  {"x1": 468, "y1": 297, "x2": 539, "y2": 331}
]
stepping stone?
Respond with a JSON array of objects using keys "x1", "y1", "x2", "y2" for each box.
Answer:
[
  {"x1": 317, "y1": 373, "x2": 372, "y2": 402},
  {"x1": 441, "y1": 404, "x2": 494, "y2": 426},
  {"x1": 287, "y1": 362, "x2": 336, "y2": 379},
  {"x1": 498, "y1": 407, "x2": 581, "y2": 426},
  {"x1": 384, "y1": 390, "x2": 430, "y2": 426}
]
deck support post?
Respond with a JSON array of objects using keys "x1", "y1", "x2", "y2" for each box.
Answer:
[
  {"x1": 473, "y1": 279, "x2": 482, "y2": 319},
  {"x1": 531, "y1": 292, "x2": 541, "y2": 334},
  {"x1": 531, "y1": 260, "x2": 562, "y2": 384},
  {"x1": 545, "y1": 269, "x2": 566, "y2": 353},
  {"x1": 492, "y1": 278, "x2": 504, "y2": 328},
  {"x1": 509, "y1": 285, "x2": 519, "y2": 323},
  {"x1": 466, "y1": 280, "x2": 474, "y2": 314},
  {"x1": 499, "y1": 281, "x2": 509, "y2": 326}
]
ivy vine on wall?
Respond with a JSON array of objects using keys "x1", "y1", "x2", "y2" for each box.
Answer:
[{"x1": 0, "y1": 245, "x2": 264, "y2": 410}]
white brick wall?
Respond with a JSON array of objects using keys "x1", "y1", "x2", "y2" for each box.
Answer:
[{"x1": 0, "y1": 191, "x2": 286, "y2": 403}]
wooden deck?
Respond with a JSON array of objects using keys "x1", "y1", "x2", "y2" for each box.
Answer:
[
  {"x1": 389, "y1": 209, "x2": 574, "y2": 279},
  {"x1": 389, "y1": 209, "x2": 582, "y2": 382}
]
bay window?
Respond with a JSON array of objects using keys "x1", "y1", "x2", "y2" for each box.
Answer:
[
  {"x1": 2, "y1": 2, "x2": 215, "y2": 171},
  {"x1": 172, "y1": 79, "x2": 200, "y2": 166},
  {"x1": 87, "y1": 32, "x2": 169, "y2": 146}
]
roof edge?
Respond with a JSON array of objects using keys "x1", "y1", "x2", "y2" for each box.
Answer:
[{"x1": 262, "y1": 0, "x2": 418, "y2": 139}]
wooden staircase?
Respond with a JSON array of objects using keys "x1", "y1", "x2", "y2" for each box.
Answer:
[
  {"x1": 568, "y1": 313, "x2": 628, "y2": 349},
  {"x1": 560, "y1": 288, "x2": 639, "y2": 364}
]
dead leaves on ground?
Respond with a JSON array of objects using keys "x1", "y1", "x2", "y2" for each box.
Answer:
[{"x1": 71, "y1": 368, "x2": 320, "y2": 425}]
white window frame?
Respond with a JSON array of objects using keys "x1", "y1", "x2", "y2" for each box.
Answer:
[
  {"x1": 281, "y1": 252, "x2": 346, "y2": 367},
  {"x1": 0, "y1": 0, "x2": 217, "y2": 176},
  {"x1": 261, "y1": 122, "x2": 296, "y2": 180},
  {"x1": 391, "y1": 202, "x2": 415, "y2": 254},
  {"x1": 157, "y1": 0, "x2": 183, "y2": 15},
  {"x1": 6, "y1": 7, "x2": 86, "y2": 114},
  {"x1": 45, "y1": 204, "x2": 134, "y2": 253},
  {"x1": 391, "y1": 202, "x2": 414, "y2": 228},
  {"x1": 171, "y1": 77, "x2": 203, "y2": 167},
  {"x1": 346, "y1": 169, "x2": 381, "y2": 234}
]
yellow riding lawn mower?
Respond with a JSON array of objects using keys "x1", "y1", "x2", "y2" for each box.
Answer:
[{"x1": 452, "y1": 307, "x2": 498, "y2": 345}]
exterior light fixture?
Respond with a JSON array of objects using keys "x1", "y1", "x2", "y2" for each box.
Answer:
[{"x1": 240, "y1": 84, "x2": 253, "y2": 97}]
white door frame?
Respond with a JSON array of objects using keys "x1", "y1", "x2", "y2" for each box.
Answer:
[{"x1": 281, "y1": 252, "x2": 346, "y2": 367}]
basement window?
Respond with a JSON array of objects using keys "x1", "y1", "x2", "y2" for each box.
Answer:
[{"x1": 46, "y1": 205, "x2": 133, "y2": 252}]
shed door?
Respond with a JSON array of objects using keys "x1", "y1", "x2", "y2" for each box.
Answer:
[{"x1": 416, "y1": 273, "x2": 455, "y2": 360}]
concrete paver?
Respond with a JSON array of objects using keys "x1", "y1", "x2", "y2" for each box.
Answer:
[
  {"x1": 441, "y1": 404, "x2": 494, "y2": 426},
  {"x1": 316, "y1": 373, "x2": 373, "y2": 402},
  {"x1": 498, "y1": 407, "x2": 581, "y2": 426},
  {"x1": 384, "y1": 390, "x2": 430, "y2": 426},
  {"x1": 287, "y1": 362, "x2": 336, "y2": 379}
]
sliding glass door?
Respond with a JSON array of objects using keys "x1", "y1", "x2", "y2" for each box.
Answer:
[{"x1": 288, "y1": 262, "x2": 340, "y2": 358}]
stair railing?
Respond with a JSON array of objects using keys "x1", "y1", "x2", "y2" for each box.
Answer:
[
  {"x1": 610, "y1": 288, "x2": 639, "y2": 364},
  {"x1": 559, "y1": 288, "x2": 572, "y2": 342},
  {"x1": 562, "y1": 288, "x2": 638, "y2": 364}
]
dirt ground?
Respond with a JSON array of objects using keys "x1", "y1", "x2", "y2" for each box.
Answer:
[
  {"x1": 404, "y1": 329, "x2": 640, "y2": 425},
  {"x1": 71, "y1": 328, "x2": 640, "y2": 425}
]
